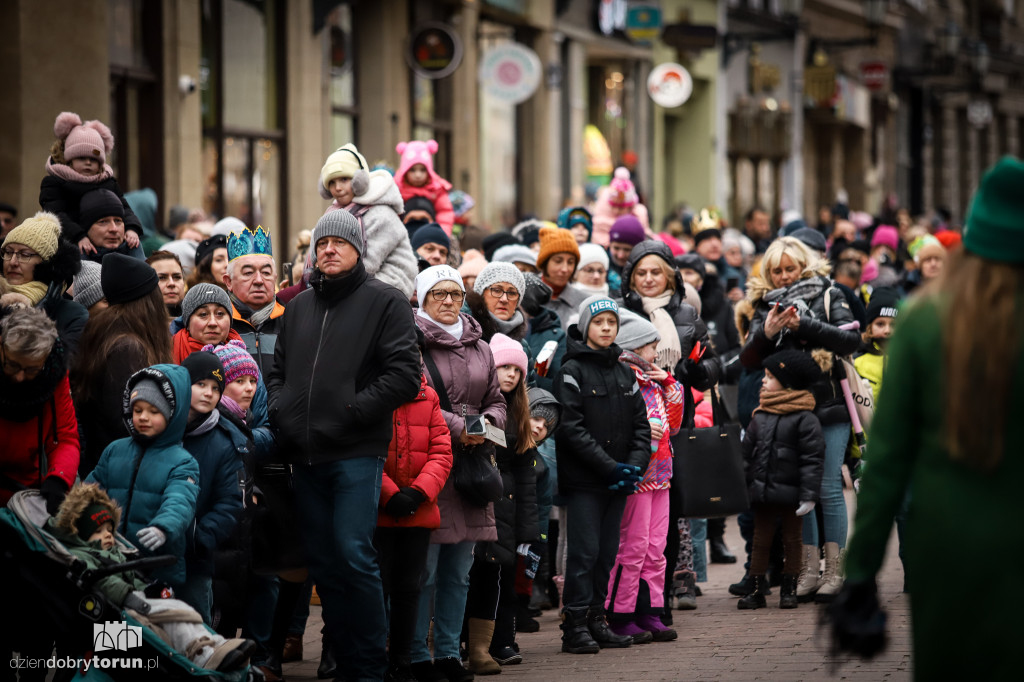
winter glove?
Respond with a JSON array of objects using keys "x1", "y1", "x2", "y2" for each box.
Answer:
[
  {"x1": 39, "y1": 476, "x2": 69, "y2": 516},
  {"x1": 795, "y1": 501, "x2": 816, "y2": 517},
  {"x1": 608, "y1": 463, "x2": 642, "y2": 491},
  {"x1": 123, "y1": 592, "x2": 152, "y2": 615},
  {"x1": 384, "y1": 487, "x2": 426, "y2": 517},
  {"x1": 826, "y1": 579, "x2": 888, "y2": 660},
  {"x1": 136, "y1": 527, "x2": 167, "y2": 551},
  {"x1": 517, "y1": 543, "x2": 543, "y2": 579}
]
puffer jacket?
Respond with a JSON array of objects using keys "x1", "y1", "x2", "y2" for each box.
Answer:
[
  {"x1": 418, "y1": 312, "x2": 505, "y2": 544},
  {"x1": 742, "y1": 407, "x2": 825, "y2": 506},
  {"x1": 379, "y1": 374, "x2": 453, "y2": 529},
  {"x1": 39, "y1": 168, "x2": 142, "y2": 244},
  {"x1": 553, "y1": 326, "x2": 651, "y2": 494},
  {"x1": 85, "y1": 364, "x2": 200, "y2": 584},
  {"x1": 739, "y1": 272, "x2": 860, "y2": 425},
  {"x1": 620, "y1": 240, "x2": 720, "y2": 391},
  {"x1": 182, "y1": 410, "x2": 247, "y2": 574}
]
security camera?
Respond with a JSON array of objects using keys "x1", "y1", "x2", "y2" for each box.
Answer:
[{"x1": 178, "y1": 75, "x2": 198, "y2": 95}]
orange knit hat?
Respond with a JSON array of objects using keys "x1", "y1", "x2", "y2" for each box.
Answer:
[{"x1": 537, "y1": 226, "x2": 581, "y2": 273}]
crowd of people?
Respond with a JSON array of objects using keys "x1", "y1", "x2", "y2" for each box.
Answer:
[{"x1": 2, "y1": 109, "x2": 1018, "y2": 682}]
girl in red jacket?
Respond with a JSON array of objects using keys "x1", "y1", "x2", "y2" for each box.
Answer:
[{"x1": 375, "y1": 353, "x2": 453, "y2": 681}]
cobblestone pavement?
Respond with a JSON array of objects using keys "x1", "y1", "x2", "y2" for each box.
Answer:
[{"x1": 284, "y1": 491, "x2": 911, "y2": 681}]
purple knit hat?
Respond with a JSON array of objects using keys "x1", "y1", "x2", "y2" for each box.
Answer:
[
  {"x1": 608, "y1": 215, "x2": 646, "y2": 246},
  {"x1": 203, "y1": 339, "x2": 259, "y2": 384}
]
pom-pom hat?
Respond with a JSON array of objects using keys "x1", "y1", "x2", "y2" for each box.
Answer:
[{"x1": 54, "y1": 112, "x2": 114, "y2": 164}]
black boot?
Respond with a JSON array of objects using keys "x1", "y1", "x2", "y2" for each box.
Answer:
[
  {"x1": 586, "y1": 608, "x2": 632, "y2": 649},
  {"x1": 316, "y1": 638, "x2": 336, "y2": 679},
  {"x1": 515, "y1": 593, "x2": 540, "y2": 633},
  {"x1": 709, "y1": 537, "x2": 737, "y2": 564},
  {"x1": 737, "y1": 575, "x2": 768, "y2": 610},
  {"x1": 779, "y1": 574, "x2": 798, "y2": 609},
  {"x1": 673, "y1": 571, "x2": 697, "y2": 610},
  {"x1": 560, "y1": 607, "x2": 600, "y2": 654}
]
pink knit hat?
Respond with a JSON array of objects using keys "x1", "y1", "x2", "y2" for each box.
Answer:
[
  {"x1": 870, "y1": 225, "x2": 899, "y2": 252},
  {"x1": 489, "y1": 333, "x2": 528, "y2": 377},
  {"x1": 55, "y1": 112, "x2": 113, "y2": 164},
  {"x1": 203, "y1": 340, "x2": 259, "y2": 384},
  {"x1": 608, "y1": 167, "x2": 638, "y2": 208}
]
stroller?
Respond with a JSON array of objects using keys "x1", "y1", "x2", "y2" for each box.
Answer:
[{"x1": 0, "y1": 490, "x2": 260, "y2": 681}]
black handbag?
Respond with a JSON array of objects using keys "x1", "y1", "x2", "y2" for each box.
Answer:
[
  {"x1": 670, "y1": 388, "x2": 749, "y2": 519},
  {"x1": 422, "y1": 349, "x2": 503, "y2": 508},
  {"x1": 249, "y1": 463, "x2": 306, "y2": 574}
]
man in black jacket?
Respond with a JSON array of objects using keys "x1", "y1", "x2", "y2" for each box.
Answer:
[{"x1": 266, "y1": 209, "x2": 420, "y2": 681}]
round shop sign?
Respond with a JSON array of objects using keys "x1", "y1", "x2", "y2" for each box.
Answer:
[
  {"x1": 479, "y1": 43, "x2": 542, "y2": 105},
  {"x1": 407, "y1": 22, "x2": 463, "y2": 80},
  {"x1": 647, "y1": 62, "x2": 694, "y2": 108}
]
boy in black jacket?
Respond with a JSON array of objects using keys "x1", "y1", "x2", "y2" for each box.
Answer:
[
  {"x1": 738, "y1": 349, "x2": 825, "y2": 610},
  {"x1": 554, "y1": 295, "x2": 652, "y2": 654}
]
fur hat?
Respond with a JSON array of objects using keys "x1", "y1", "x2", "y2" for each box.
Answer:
[
  {"x1": 608, "y1": 167, "x2": 638, "y2": 208},
  {"x1": 100, "y1": 252, "x2": 158, "y2": 304},
  {"x1": 474, "y1": 262, "x2": 526, "y2": 299},
  {"x1": 312, "y1": 209, "x2": 364, "y2": 256},
  {"x1": 762, "y1": 350, "x2": 822, "y2": 390},
  {"x1": 2, "y1": 211, "x2": 61, "y2": 261},
  {"x1": 181, "y1": 282, "x2": 232, "y2": 326},
  {"x1": 54, "y1": 112, "x2": 114, "y2": 164},
  {"x1": 615, "y1": 309, "x2": 659, "y2": 351},
  {"x1": 72, "y1": 260, "x2": 104, "y2": 309},
  {"x1": 319, "y1": 144, "x2": 370, "y2": 199},
  {"x1": 55, "y1": 483, "x2": 122, "y2": 540},
  {"x1": 489, "y1": 333, "x2": 528, "y2": 377},
  {"x1": 537, "y1": 226, "x2": 580, "y2": 274},
  {"x1": 577, "y1": 294, "x2": 619, "y2": 334},
  {"x1": 205, "y1": 339, "x2": 259, "y2": 385}
]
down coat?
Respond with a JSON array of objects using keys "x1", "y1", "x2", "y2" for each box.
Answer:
[
  {"x1": 379, "y1": 374, "x2": 454, "y2": 529},
  {"x1": 417, "y1": 313, "x2": 504, "y2": 544},
  {"x1": 85, "y1": 364, "x2": 200, "y2": 584},
  {"x1": 742, "y1": 408, "x2": 825, "y2": 506}
]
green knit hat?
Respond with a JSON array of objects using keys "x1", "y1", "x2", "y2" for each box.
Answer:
[{"x1": 963, "y1": 156, "x2": 1024, "y2": 263}]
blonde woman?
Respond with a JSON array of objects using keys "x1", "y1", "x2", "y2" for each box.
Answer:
[{"x1": 739, "y1": 236, "x2": 860, "y2": 604}]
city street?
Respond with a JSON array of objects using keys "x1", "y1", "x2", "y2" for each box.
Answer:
[{"x1": 284, "y1": 492, "x2": 911, "y2": 681}]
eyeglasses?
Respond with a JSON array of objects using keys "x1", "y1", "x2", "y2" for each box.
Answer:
[
  {"x1": 0, "y1": 345, "x2": 45, "y2": 378},
  {"x1": 485, "y1": 286, "x2": 520, "y2": 301},
  {"x1": 429, "y1": 289, "x2": 465, "y2": 302},
  {"x1": 1, "y1": 248, "x2": 40, "y2": 263},
  {"x1": 580, "y1": 266, "x2": 607, "y2": 276}
]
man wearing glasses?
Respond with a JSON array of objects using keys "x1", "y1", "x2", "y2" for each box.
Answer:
[{"x1": 267, "y1": 209, "x2": 420, "y2": 682}]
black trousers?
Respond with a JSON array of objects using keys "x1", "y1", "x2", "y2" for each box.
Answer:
[
  {"x1": 374, "y1": 526, "x2": 431, "y2": 665},
  {"x1": 465, "y1": 556, "x2": 518, "y2": 650},
  {"x1": 563, "y1": 490, "x2": 627, "y2": 610}
]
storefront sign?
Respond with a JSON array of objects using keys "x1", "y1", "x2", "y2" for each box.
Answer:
[
  {"x1": 647, "y1": 62, "x2": 693, "y2": 108},
  {"x1": 860, "y1": 61, "x2": 888, "y2": 92},
  {"x1": 479, "y1": 43, "x2": 542, "y2": 104},
  {"x1": 407, "y1": 22, "x2": 463, "y2": 80},
  {"x1": 625, "y1": 4, "x2": 662, "y2": 45}
]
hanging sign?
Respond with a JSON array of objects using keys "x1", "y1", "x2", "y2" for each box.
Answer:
[
  {"x1": 647, "y1": 62, "x2": 694, "y2": 108},
  {"x1": 860, "y1": 61, "x2": 888, "y2": 92},
  {"x1": 479, "y1": 43, "x2": 542, "y2": 104},
  {"x1": 407, "y1": 22, "x2": 463, "y2": 80},
  {"x1": 625, "y1": 4, "x2": 662, "y2": 45}
]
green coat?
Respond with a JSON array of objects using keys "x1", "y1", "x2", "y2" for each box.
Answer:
[
  {"x1": 844, "y1": 298, "x2": 1024, "y2": 680},
  {"x1": 45, "y1": 519, "x2": 148, "y2": 608}
]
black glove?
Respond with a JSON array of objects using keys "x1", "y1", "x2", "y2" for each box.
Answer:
[
  {"x1": 39, "y1": 476, "x2": 69, "y2": 516},
  {"x1": 826, "y1": 579, "x2": 888, "y2": 660},
  {"x1": 385, "y1": 487, "x2": 426, "y2": 517}
]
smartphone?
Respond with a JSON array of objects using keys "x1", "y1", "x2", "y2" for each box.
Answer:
[
  {"x1": 465, "y1": 414, "x2": 487, "y2": 436},
  {"x1": 726, "y1": 276, "x2": 739, "y2": 290}
]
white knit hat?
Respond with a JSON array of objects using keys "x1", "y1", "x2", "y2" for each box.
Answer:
[
  {"x1": 415, "y1": 265, "x2": 464, "y2": 305},
  {"x1": 577, "y1": 243, "x2": 609, "y2": 271}
]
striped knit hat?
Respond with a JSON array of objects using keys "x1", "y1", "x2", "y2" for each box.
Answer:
[{"x1": 203, "y1": 339, "x2": 259, "y2": 384}]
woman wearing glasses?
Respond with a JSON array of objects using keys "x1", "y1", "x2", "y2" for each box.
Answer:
[
  {"x1": 411, "y1": 264, "x2": 505, "y2": 682},
  {"x1": 466, "y1": 260, "x2": 533, "y2": 355},
  {"x1": 1, "y1": 211, "x2": 88, "y2": 358}
]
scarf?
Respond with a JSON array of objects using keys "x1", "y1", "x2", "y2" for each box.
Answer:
[
  {"x1": 0, "y1": 340, "x2": 66, "y2": 423},
  {"x1": 762, "y1": 277, "x2": 829, "y2": 318},
  {"x1": 576, "y1": 282, "x2": 610, "y2": 297},
  {"x1": 219, "y1": 395, "x2": 247, "y2": 421},
  {"x1": 490, "y1": 310, "x2": 524, "y2": 335},
  {"x1": 45, "y1": 157, "x2": 113, "y2": 183},
  {"x1": 172, "y1": 327, "x2": 244, "y2": 364},
  {"x1": 231, "y1": 293, "x2": 276, "y2": 328},
  {"x1": 6, "y1": 281, "x2": 49, "y2": 306},
  {"x1": 417, "y1": 307, "x2": 463, "y2": 340},
  {"x1": 619, "y1": 348, "x2": 658, "y2": 382},
  {"x1": 641, "y1": 292, "x2": 682, "y2": 372},
  {"x1": 186, "y1": 408, "x2": 220, "y2": 437},
  {"x1": 755, "y1": 389, "x2": 816, "y2": 415}
]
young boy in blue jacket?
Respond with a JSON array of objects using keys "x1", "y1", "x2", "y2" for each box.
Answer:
[{"x1": 86, "y1": 364, "x2": 200, "y2": 589}]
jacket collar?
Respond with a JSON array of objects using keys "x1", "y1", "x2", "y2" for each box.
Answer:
[{"x1": 311, "y1": 261, "x2": 368, "y2": 305}]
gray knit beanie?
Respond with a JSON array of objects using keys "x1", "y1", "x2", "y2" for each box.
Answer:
[
  {"x1": 615, "y1": 309, "x2": 660, "y2": 351},
  {"x1": 473, "y1": 262, "x2": 526, "y2": 299},
  {"x1": 129, "y1": 378, "x2": 173, "y2": 422},
  {"x1": 72, "y1": 260, "x2": 104, "y2": 309},
  {"x1": 312, "y1": 210, "x2": 364, "y2": 256},
  {"x1": 576, "y1": 294, "x2": 619, "y2": 335},
  {"x1": 181, "y1": 283, "x2": 232, "y2": 326}
]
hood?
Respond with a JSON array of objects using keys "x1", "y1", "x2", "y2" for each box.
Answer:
[
  {"x1": 121, "y1": 363, "x2": 192, "y2": 447},
  {"x1": 354, "y1": 169, "x2": 405, "y2": 213},
  {"x1": 620, "y1": 239, "x2": 688, "y2": 311},
  {"x1": 395, "y1": 140, "x2": 451, "y2": 192},
  {"x1": 564, "y1": 323, "x2": 624, "y2": 367},
  {"x1": 124, "y1": 188, "x2": 158, "y2": 235},
  {"x1": 527, "y1": 386, "x2": 559, "y2": 411},
  {"x1": 54, "y1": 482, "x2": 122, "y2": 539},
  {"x1": 416, "y1": 312, "x2": 483, "y2": 349}
]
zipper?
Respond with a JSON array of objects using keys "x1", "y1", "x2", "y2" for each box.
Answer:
[{"x1": 305, "y1": 305, "x2": 330, "y2": 465}]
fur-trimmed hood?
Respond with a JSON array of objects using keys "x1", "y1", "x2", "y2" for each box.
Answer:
[{"x1": 55, "y1": 483, "x2": 122, "y2": 537}]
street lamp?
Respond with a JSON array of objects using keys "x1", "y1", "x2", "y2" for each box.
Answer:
[
  {"x1": 971, "y1": 41, "x2": 990, "y2": 76},
  {"x1": 938, "y1": 21, "x2": 961, "y2": 59},
  {"x1": 863, "y1": 0, "x2": 887, "y2": 28}
]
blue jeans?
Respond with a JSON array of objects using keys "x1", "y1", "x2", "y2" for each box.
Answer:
[
  {"x1": 802, "y1": 423, "x2": 850, "y2": 547},
  {"x1": 689, "y1": 519, "x2": 707, "y2": 582},
  {"x1": 288, "y1": 577, "x2": 315, "y2": 636},
  {"x1": 293, "y1": 457, "x2": 387, "y2": 680},
  {"x1": 410, "y1": 541, "x2": 476, "y2": 663}
]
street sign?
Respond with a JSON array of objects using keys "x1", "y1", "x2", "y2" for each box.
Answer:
[
  {"x1": 479, "y1": 43, "x2": 542, "y2": 104},
  {"x1": 407, "y1": 23, "x2": 463, "y2": 80},
  {"x1": 625, "y1": 4, "x2": 662, "y2": 45},
  {"x1": 860, "y1": 61, "x2": 888, "y2": 92},
  {"x1": 647, "y1": 62, "x2": 694, "y2": 108},
  {"x1": 662, "y1": 23, "x2": 718, "y2": 52}
]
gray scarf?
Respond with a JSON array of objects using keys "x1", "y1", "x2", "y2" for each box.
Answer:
[
  {"x1": 186, "y1": 408, "x2": 220, "y2": 437},
  {"x1": 231, "y1": 293, "x2": 276, "y2": 328},
  {"x1": 490, "y1": 310, "x2": 524, "y2": 335}
]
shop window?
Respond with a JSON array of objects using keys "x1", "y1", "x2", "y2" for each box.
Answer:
[
  {"x1": 329, "y1": 6, "x2": 359, "y2": 149},
  {"x1": 201, "y1": 0, "x2": 284, "y2": 233}
]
